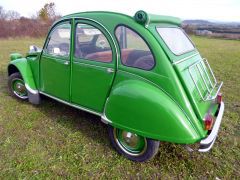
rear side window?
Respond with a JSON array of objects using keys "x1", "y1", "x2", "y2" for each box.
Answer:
[
  {"x1": 156, "y1": 27, "x2": 195, "y2": 55},
  {"x1": 115, "y1": 26, "x2": 155, "y2": 70},
  {"x1": 75, "y1": 23, "x2": 112, "y2": 63}
]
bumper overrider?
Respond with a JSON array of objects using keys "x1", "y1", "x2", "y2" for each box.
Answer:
[{"x1": 199, "y1": 101, "x2": 225, "y2": 152}]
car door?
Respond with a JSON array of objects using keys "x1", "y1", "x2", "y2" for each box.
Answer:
[
  {"x1": 71, "y1": 20, "x2": 116, "y2": 112},
  {"x1": 40, "y1": 20, "x2": 72, "y2": 101}
]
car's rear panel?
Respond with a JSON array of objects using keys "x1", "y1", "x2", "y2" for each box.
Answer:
[
  {"x1": 148, "y1": 23, "x2": 223, "y2": 125},
  {"x1": 173, "y1": 53, "x2": 222, "y2": 120}
]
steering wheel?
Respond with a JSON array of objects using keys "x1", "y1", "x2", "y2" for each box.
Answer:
[{"x1": 97, "y1": 40, "x2": 107, "y2": 49}]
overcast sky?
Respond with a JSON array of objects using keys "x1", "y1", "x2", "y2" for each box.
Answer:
[{"x1": 1, "y1": 0, "x2": 240, "y2": 22}]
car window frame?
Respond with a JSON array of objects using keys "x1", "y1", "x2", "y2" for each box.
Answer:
[
  {"x1": 156, "y1": 26, "x2": 196, "y2": 56},
  {"x1": 114, "y1": 24, "x2": 156, "y2": 71},
  {"x1": 43, "y1": 20, "x2": 72, "y2": 59},
  {"x1": 74, "y1": 22, "x2": 113, "y2": 64}
]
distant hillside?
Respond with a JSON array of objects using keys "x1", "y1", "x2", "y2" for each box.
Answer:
[
  {"x1": 183, "y1": 19, "x2": 240, "y2": 26},
  {"x1": 183, "y1": 20, "x2": 213, "y2": 25},
  {"x1": 182, "y1": 19, "x2": 240, "y2": 40}
]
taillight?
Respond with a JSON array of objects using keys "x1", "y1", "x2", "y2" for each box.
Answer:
[
  {"x1": 217, "y1": 93, "x2": 222, "y2": 104},
  {"x1": 204, "y1": 114, "x2": 214, "y2": 130}
]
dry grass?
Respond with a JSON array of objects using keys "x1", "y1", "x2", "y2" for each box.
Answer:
[{"x1": 0, "y1": 36, "x2": 239, "y2": 178}]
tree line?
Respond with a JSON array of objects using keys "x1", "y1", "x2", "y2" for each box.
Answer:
[{"x1": 0, "y1": 3, "x2": 61, "y2": 38}]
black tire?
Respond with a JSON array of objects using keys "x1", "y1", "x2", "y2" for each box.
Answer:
[
  {"x1": 108, "y1": 126, "x2": 160, "y2": 162},
  {"x1": 8, "y1": 72, "x2": 28, "y2": 100}
]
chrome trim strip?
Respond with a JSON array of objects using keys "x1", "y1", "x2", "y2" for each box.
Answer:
[
  {"x1": 188, "y1": 59, "x2": 201, "y2": 69},
  {"x1": 101, "y1": 115, "x2": 112, "y2": 124},
  {"x1": 172, "y1": 53, "x2": 199, "y2": 65},
  {"x1": 199, "y1": 102, "x2": 225, "y2": 152},
  {"x1": 101, "y1": 97, "x2": 112, "y2": 124},
  {"x1": 39, "y1": 91, "x2": 102, "y2": 116},
  {"x1": 25, "y1": 84, "x2": 39, "y2": 94}
]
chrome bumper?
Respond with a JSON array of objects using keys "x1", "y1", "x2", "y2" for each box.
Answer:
[{"x1": 199, "y1": 102, "x2": 225, "y2": 152}]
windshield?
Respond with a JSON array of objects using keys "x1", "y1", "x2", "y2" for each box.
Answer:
[{"x1": 156, "y1": 27, "x2": 195, "y2": 55}]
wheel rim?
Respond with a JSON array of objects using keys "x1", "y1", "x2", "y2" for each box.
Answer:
[
  {"x1": 113, "y1": 128, "x2": 147, "y2": 156},
  {"x1": 12, "y1": 78, "x2": 28, "y2": 99}
]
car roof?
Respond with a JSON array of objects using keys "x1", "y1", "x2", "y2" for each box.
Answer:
[
  {"x1": 63, "y1": 11, "x2": 130, "y2": 18},
  {"x1": 62, "y1": 11, "x2": 132, "y2": 24},
  {"x1": 61, "y1": 11, "x2": 181, "y2": 26}
]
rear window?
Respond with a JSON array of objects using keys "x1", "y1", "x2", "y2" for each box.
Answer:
[
  {"x1": 115, "y1": 26, "x2": 155, "y2": 70},
  {"x1": 156, "y1": 27, "x2": 195, "y2": 55}
]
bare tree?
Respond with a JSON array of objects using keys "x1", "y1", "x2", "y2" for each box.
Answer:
[
  {"x1": 6, "y1": 10, "x2": 20, "y2": 20},
  {"x1": 0, "y1": 4, "x2": 61, "y2": 38},
  {"x1": 0, "y1": 6, "x2": 20, "y2": 20},
  {"x1": 0, "y1": 6, "x2": 6, "y2": 20}
]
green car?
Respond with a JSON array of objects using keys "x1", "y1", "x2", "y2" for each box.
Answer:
[{"x1": 7, "y1": 10, "x2": 224, "y2": 162}]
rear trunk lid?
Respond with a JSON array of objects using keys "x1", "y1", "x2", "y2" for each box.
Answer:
[
  {"x1": 173, "y1": 53, "x2": 223, "y2": 120},
  {"x1": 153, "y1": 26, "x2": 222, "y2": 121}
]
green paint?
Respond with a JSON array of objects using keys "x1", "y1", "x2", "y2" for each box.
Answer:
[
  {"x1": 10, "y1": 53, "x2": 22, "y2": 61},
  {"x1": 8, "y1": 58, "x2": 38, "y2": 91},
  {"x1": 7, "y1": 11, "x2": 223, "y2": 145}
]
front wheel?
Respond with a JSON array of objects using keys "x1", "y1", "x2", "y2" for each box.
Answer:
[
  {"x1": 108, "y1": 126, "x2": 160, "y2": 162},
  {"x1": 8, "y1": 72, "x2": 28, "y2": 100}
]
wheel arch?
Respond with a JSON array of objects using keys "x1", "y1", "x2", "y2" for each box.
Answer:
[
  {"x1": 8, "y1": 58, "x2": 40, "y2": 104},
  {"x1": 8, "y1": 64, "x2": 20, "y2": 76},
  {"x1": 104, "y1": 78, "x2": 201, "y2": 144}
]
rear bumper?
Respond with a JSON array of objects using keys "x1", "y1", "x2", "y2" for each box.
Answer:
[{"x1": 198, "y1": 102, "x2": 225, "y2": 152}]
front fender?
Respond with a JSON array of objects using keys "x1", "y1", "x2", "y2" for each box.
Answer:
[
  {"x1": 8, "y1": 57, "x2": 40, "y2": 104},
  {"x1": 105, "y1": 79, "x2": 201, "y2": 144}
]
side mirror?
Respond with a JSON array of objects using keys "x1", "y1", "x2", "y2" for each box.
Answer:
[
  {"x1": 53, "y1": 47, "x2": 60, "y2": 54},
  {"x1": 29, "y1": 45, "x2": 41, "y2": 53}
]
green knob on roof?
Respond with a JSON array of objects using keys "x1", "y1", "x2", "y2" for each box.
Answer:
[
  {"x1": 134, "y1": 10, "x2": 148, "y2": 24},
  {"x1": 134, "y1": 10, "x2": 182, "y2": 27}
]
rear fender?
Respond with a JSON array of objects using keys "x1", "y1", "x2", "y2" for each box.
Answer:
[
  {"x1": 8, "y1": 58, "x2": 40, "y2": 105},
  {"x1": 104, "y1": 79, "x2": 201, "y2": 144}
]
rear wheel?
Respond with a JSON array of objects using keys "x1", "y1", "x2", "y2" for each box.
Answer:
[
  {"x1": 8, "y1": 72, "x2": 28, "y2": 100},
  {"x1": 108, "y1": 126, "x2": 160, "y2": 162}
]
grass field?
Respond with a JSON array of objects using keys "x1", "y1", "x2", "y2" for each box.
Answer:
[{"x1": 0, "y1": 36, "x2": 239, "y2": 178}]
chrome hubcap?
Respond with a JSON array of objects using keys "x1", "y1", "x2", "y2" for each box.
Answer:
[
  {"x1": 12, "y1": 78, "x2": 28, "y2": 99},
  {"x1": 122, "y1": 131, "x2": 140, "y2": 148},
  {"x1": 16, "y1": 83, "x2": 26, "y2": 93},
  {"x1": 114, "y1": 128, "x2": 147, "y2": 156}
]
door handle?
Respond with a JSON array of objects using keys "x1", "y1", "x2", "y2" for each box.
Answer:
[
  {"x1": 64, "y1": 61, "x2": 70, "y2": 65},
  {"x1": 107, "y1": 68, "x2": 114, "y2": 73}
]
